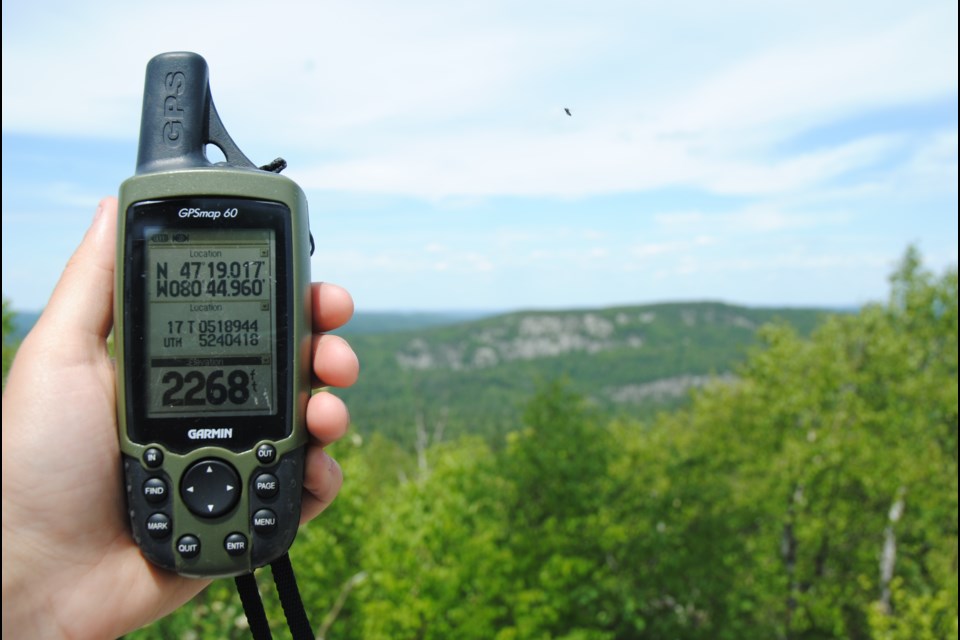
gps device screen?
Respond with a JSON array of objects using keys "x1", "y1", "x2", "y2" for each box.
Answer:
[{"x1": 144, "y1": 226, "x2": 277, "y2": 418}]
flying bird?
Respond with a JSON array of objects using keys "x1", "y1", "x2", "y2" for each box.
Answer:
[{"x1": 564, "y1": 108, "x2": 572, "y2": 116}]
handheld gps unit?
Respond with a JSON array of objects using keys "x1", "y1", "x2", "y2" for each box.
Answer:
[{"x1": 115, "y1": 52, "x2": 312, "y2": 578}]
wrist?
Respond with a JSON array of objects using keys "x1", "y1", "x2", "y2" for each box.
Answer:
[{"x1": 2, "y1": 515, "x2": 64, "y2": 639}]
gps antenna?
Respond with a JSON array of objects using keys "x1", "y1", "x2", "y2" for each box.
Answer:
[{"x1": 135, "y1": 51, "x2": 256, "y2": 175}]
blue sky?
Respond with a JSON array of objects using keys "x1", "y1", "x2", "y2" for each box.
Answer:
[{"x1": 2, "y1": 0, "x2": 957, "y2": 312}]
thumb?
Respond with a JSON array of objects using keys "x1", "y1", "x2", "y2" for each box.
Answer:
[{"x1": 35, "y1": 197, "x2": 118, "y2": 348}]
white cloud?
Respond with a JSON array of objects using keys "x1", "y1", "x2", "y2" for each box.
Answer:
[
  {"x1": 662, "y1": 4, "x2": 957, "y2": 136},
  {"x1": 2, "y1": 0, "x2": 955, "y2": 311},
  {"x1": 654, "y1": 205, "x2": 854, "y2": 236},
  {"x1": 3, "y1": 0, "x2": 955, "y2": 201},
  {"x1": 292, "y1": 128, "x2": 908, "y2": 199}
]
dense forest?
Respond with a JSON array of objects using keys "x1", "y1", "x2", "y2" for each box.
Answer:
[{"x1": 3, "y1": 249, "x2": 956, "y2": 639}]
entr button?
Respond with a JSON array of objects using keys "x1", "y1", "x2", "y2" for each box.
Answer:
[
  {"x1": 224, "y1": 532, "x2": 248, "y2": 556},
  {"x1": 177, "y1": 535, "x2": 201, "y2": 559},
  {"x1": 252, "y1": 509, "x2": 278, "y2": 535},
  {"x1": 146, "y1": 513, "x2": 171, "y2": 539},
  {"x1": 180, "y1": 459, "x2": 241, "y2": 518}
]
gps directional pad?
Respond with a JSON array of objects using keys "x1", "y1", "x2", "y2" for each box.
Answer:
[{"x1": 181, "y1": 459, "x2": 241, "y2": 518}]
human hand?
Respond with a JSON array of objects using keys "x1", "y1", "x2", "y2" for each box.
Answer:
[{"x1": 1, "y1": 197, "x2": 359, "y2": 639}]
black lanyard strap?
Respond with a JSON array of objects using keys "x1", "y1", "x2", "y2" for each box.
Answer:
[
  {"x1": 235, "y1": 571, "x2": 273, "y2": 640},
  {"x1": 271, "y1": 552, "x2": 314, "y2": 640},
  {"x1": 235, "y1": 552, "x2": 314, "y2": 640}
]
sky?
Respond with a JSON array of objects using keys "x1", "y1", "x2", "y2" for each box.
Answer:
[{"x1": 2, "y1": 0, "x2": 957, "y2": 313}]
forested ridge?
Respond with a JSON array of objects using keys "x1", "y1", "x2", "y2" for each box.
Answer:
[
  {"x1": 3, "y1": 250, "x2": 955, "y2": 638},
  {"x1": 335, "y1": 301, "x2": 829, "y2": 442}
]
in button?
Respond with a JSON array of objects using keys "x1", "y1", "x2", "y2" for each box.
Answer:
[{"x1": 143, "y1": 447, "x2": 164, "y2": 468}]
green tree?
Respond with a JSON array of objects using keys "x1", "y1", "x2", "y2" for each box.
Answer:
[
  {"x1": 617, "y1": 248, "x2": 958, "y2": 639},
  {"x1": 3, "y1": 298, "x2": 18, "y2": 388},
  {"x1": 357, "y1": 437, "x2": 513, "y2": 640},
  {"x1": 495, "y1": 379, "x2": 620, "y2": 640}
]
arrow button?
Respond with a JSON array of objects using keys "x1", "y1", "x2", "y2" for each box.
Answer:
[{"x1": 180, "y1": 459, "x2": 242, "y2": 518}]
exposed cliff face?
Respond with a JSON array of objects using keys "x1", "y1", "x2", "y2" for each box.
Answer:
[{"x1": 394, "y1": 305, "x2": 777, "y2": 374}]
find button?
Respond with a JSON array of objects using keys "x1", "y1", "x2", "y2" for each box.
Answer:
[{"x1": 142, "y1": 477, "x2": 168, "y2": 504}]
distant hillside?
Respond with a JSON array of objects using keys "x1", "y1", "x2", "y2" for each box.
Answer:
[
  {"x1": 335, "y1": 310, "x2": 494, "y2": 335},
  {"x1": 337, "y1": 301, "x2": 834, "y2": 443}
]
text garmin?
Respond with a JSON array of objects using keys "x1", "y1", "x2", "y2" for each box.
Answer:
[{"x1": 188, "y1": 428, "x2": 234, "y2": 440}]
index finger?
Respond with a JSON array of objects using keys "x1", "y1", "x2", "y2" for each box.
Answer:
[{"x1": 311, "y1": 282, "x2": 354, "y2": 332}]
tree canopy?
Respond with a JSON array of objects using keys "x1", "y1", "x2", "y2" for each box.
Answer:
[{"x1": 113, "y1": 249, "x2": 960, "y2": 638}]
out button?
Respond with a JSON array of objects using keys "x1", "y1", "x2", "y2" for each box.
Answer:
[
  {"x1": 256, "y1": 444, "x2": 277, "y2": 464},
  {"x1": 180, "y1": 459, "x2": 241, "y2": 518}
]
